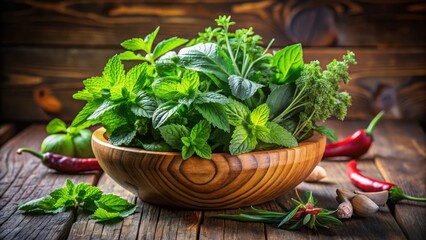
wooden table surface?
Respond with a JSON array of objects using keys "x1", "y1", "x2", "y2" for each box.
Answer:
[{"x1": 0, "y1": 120, "x2": 425, "y2": 240}]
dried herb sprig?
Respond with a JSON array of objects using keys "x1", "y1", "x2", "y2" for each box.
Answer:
[{"x1": 209, "y1": 191, "x2": 342, "y2": 230}]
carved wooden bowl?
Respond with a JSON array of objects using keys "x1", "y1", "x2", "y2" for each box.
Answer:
[{"x1": 92, "y1": 127, "x2": 326, "y2": 209}]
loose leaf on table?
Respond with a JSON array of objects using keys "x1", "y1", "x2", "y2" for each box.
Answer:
[{"x1": 17, "y1": 179, "x2": 137, "y2": 224}]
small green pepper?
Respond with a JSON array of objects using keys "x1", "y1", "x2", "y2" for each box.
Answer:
[{"x1": 41, "y1": 118, "x2": 94, "y2": 158}]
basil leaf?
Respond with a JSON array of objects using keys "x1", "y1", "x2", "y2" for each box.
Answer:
[
  {"x1": 272, "y1": 43, "x2": 304, "y2": 84},
  {"x1": 266, "y1": 84, "x2": 294, "y2": 118},
  {"x1": 228, "y1": 75, "x2": 263, "y2": 100},
  {"x1": 178, "y1": 43, "x2": 233, "y2": 81},
  {"x1": 153, "y1": 37, "x2": 188, "y2": 60}
]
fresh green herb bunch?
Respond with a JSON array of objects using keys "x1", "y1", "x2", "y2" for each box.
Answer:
[{"x1": 71, "y1": 16, "x2": 356, "y2": 159}]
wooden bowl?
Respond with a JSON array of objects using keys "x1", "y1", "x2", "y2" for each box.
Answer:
[{"x1": 92, "y1": 127, "x2": 326, "y2": 209}]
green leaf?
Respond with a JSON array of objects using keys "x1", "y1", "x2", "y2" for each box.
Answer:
[
  {"x1": 250, "y1": 104, "x2": 269, "y2": 127},
  {"x1": 152, "y1": 76, "x2": 182, "y2": 100},
  {"x1": 91, "y1": 208, "x2": 123, "y2": 223},
  {"x1": 131, "y1": 91, "x2": 157, "y2": 118},
  {"x1": 126, "y1": 63, "x2": 148, "y2": 93},
  {"x1": 190, "y1": 120, "x2": 210, "y2": 142},
  {"x1": 140, "y1": 142, "x2": 172, "y2": 152},
  {"x1": 144, "y1": 27, "x2": 160, "y2": 53},
  {"x1": 18, "y1": 197, "x2": 66, "y2": 214},
  {"x1": 228, "y1": 75, "x2": 263, "y2": 100},
  {"x1": 195, "y1": 103, "x2": 230, "y2": 132},
  {"x1": 155, "y1": 51, "x2": 178, "y2": 76},
  {"x1": 272, "y1": 43, "x2": 304, "y2": 84},
  {"x1": 109, "y1": 126, "x2": 137, "y2": 146},
  {"x1": 159, "y1": 124, "x2": 189, "y2": 150},
  {"x1": 152, "y1": 101, "x2": 182, "y2": 128},
  {"x1": 195, "y1": 92, "x2": 228, "y2": 104},
  {"x1": 182, "y1": 145, "x2": 195, "y2": 160},
  {"x1": 121, "y1": 38, "x2": 147, "y2": 51},
  {"x1": 179, "y1": 70, "x2": 200, "y2": 95},
  {"x1": 71, "y1": 99, "x2": 103, "y2": 127},
  {"x1": 153, "y1": 37, "x2": 188, "y2": 60},
  {"x1": 194, "y1": 142, "x2": 212, "y2": 159},
  {"x1": 83, "y1": 77, "x2": 107, "y2": 96},
  {"x1": 46, "y1": 118, "x2": 67, "y2": 134},
  {"x1": 73, "y1": 89, "x2": 93, "y2": 101},
  {"x1": 266, "y1": 84, "x2": 294, "y2": 118},
  {"x1": 88, "y1": 100, "x2": 122, "y2": 120},
  {"x1": 119, "y1": 51, "x2": 147, "y2": 61},
  {"x1": 258, "y1": 122, "x2": 298, "y2": 148},
  {"x1": 95, "y1": 194, "x2": 135, "y2": 213},
  {"x1": 229, "y1": 125, "x2": 257, "y2": 155},
  {"x1": 99, "y1": 110, "x2": 127, "y2": 134},
  {"x1": 313, "y1": 125, "x2": 337, "y2": 142},
  {"x1": 224, "y1": 98, "x2": 250, "y2": 126},
  {"x1": 75, "y1": 182, "x2": 103, "y2": 203},
  {"x1": 178, "y1": 43, "x2": 233, "y2": 81},
  {"x1": 103, "y1": 55, "x2": 125, "y2": 85}
]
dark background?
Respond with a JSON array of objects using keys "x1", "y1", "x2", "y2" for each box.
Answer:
[{"x1": 1, "y1": 0, "x2": 425, "y2": 126}]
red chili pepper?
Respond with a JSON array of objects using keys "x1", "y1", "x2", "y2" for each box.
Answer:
[
  {"x1": 17, "y1": 148, "x2": 102, "y2": 173},
  {"x1": 346, "y1": 160, "x2": 426, "y2": 204},
  {"x1": 323, "y1": 111, "x2": 384, "y2": 159}
]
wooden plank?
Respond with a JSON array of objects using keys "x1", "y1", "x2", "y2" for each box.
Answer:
[
  {"x1": 1, "y1": 0, "x2": 425, "y2": 47},
  {"x1": 0, "y1": 125, "x2": 99, "y2": 240},
  {"x1": 371, "y1": 121, "x2": 426, "y2": 240},
  {"x1": 1, "y1": 47, "x2": 424, "y2": 122},
  {"x1": 0, "y1": 124, "x2": 15, "y2": 146}
]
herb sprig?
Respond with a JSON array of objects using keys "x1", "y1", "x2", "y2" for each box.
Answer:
[
  {"x1": 17, "y1": 179, "x2": 137, "y2": 223},
  {"x1": 209, "y1": 191, "x2": 342, "y2": 230},
  {"x1": 71, "y1": 16, "x2": 356, "y2": 159}
]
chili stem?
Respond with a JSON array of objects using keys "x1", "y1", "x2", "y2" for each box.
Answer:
[
  {"x1": 388, "y1": 186, "x2": 426, "y2": 204},
  {"x1": 365, "y1": 111, "x2": 384, "y2": 136},
  {"x1": 17, "y1": 148, "x2": 44, "y2": 160}
]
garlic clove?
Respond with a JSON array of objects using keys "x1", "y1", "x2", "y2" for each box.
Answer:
[
  {"x1": 351, "y1": 194, "x2": 379, "y2": 217},
  {"x1": 337, "y1": 199, "x2": 353, "y2": 219},
  {"x1": 336, "y1": 188, "x2": 356, "y2": 203},
  {"x1": 354, "y1": 190, "x2": 388, "y2": 206}
]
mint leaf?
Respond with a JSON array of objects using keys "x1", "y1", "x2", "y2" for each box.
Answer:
[
  {"x1": 190, "y1": 120, "x2": 210, "y2": 142},
  {"x1": 178, "y1": 43, "x2": 233, "y2": 81},
  {"x1": 144, "y1": 27, "x2": 160, "y2": 53},
  {"x1": 195, "y1": 103, "x2": 230, "y2": 132},
  {"x1": 99, "y1": 110, "x2": 127, "y2": 134},
  {"x1": 119, "y1": 51, "x2": 147, "y2": 61},
  {"x1": 194, "y1": 142, "x2": 212, "y2": 159},
  {"x1": 121, "y1": 38, "x2": 147, "y2": 51},
  {"x1": 71, "y1": 100, "x2": 103, "y2": 127},
  {"x1": 91, "y1": 208, "x2": 122, "y2": 223},
  {"x1": 313, "y1": 125, "x2": 337, "y2": 142},
  {"x1": 46, "y1": 118, "x2": 67, "y2": 134},
  {"x1": 88, "y1": 100, "x2": 123, "y2": 120},
  {"x1": 250, "y1": 104, "x2": 269, "y2": 127},
  {"x1": 224, "y1": 98, "x2": 250, "y2": 126},
  {"x1": 182, "y1": 145, "x2": 195, "y2": 160},
  {"x1": 109, "y1": 126, "x2": 137, "y2": 146},
  {"x1": 125, "y1": 63, "x2": 148, "y2": 93},
  {"x1": 131, "y1": 91, "x2": 157, "y2": 118},
  {"x1": 159, "y1": 124, "x2": 189, "y2": 149},
  {"x1": 152, "y1": 76, "x2": 182, "y2": 100},
  {"x1": 272, "y1": 43, "x2": 304, "y2": 84},
  {"x1": 179, "y1": 70, "x2": 200, "y2": 95},
  {"x1": 83, "y1": 77, "x2": 106, "y2": 97},
  {"x1": 95, "y1": 194, "x2": 135, "y2": 212},
  {"x1": 195, "y1": 92, "x2": 228, "y2": 104},
  {"x1": 73, "y1": 89, "x2": 93, "y2": 101},
  {"x1": 103, "y1": 55, "x2": 125, "y2": 85},
  {"x1": 140, "y1": 142, "x2": 172, "y2": 152},
  {"x1": 153, "y1": 37, "x2": 188, "y2": 60},
  {"x1": 259, "y1": 122, "x2": 298, "y2": 148},
  {"x1": 152, "y1": 101, "x2": 182, "y2": 128},
  {"x1": 228, "y1": 75, "x2": 263, "y2": 100},
  {"x1": 229, "y1": 125, "x2": 257, "y2": 155},
  {"x1": 18, "y1": 197, "x2": 65, "y2": 214}
]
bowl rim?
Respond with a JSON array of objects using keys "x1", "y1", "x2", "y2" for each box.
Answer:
[{"x1": 92, "y1": 127, "x2": 325, "y2": 157}]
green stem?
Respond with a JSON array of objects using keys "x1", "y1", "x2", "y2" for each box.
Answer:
[
  {"x1": 16, "y1": 148, "x2": 45, "y2": 160},
  {"x1": 272, "y1": 84, "x2": 307, "y2": 122},
  {"x1": 223, "y1": 26, "x2": 241, "y2": 76},
  {"x1": 365, "y1": 111, "x2": 384, "y2": 136},
  {"x1": 388, "y1": 186, "x2": 426, "y2": 204}
]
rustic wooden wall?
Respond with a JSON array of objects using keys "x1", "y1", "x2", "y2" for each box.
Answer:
[{"x1": 1, "y1": 0, "x2": 425, "y2": 123}]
